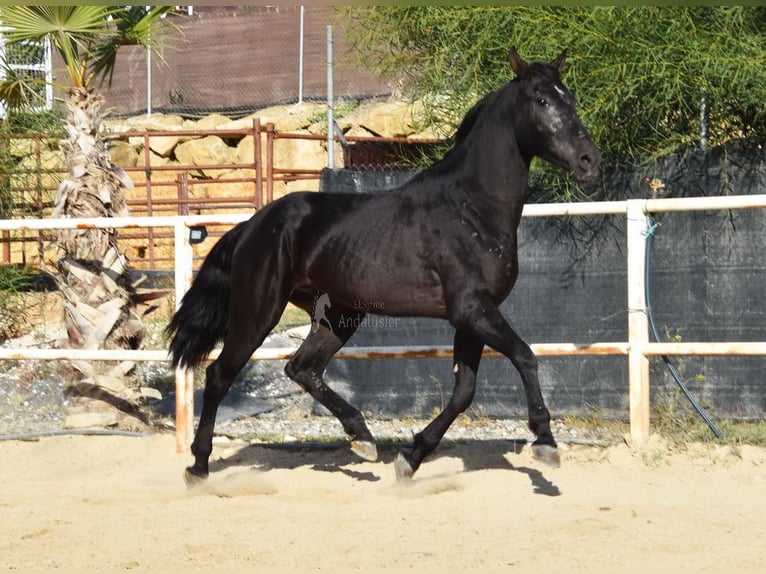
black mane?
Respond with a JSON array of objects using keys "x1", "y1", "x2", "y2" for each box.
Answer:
[{"x1": 407, "y1": 85, "x2": 511, "y2": 183}]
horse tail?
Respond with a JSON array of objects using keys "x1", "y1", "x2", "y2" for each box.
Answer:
[{"x1": 166, "y1": 220, "x2": 249, "y2": 369}]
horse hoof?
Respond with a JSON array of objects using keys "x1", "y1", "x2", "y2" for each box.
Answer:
[
  {"x1": 394, "y1": 452, "x2": 414, "y2": 482},
  {"x1": 350, "y1": 440, "x2": 378, "y2": 462},
  {"x1": 183, "y1": 467, "x2": 208, "y2": 487},
  {"x1": 532, "y1": 443, "x2": 561, "y2": 468}
]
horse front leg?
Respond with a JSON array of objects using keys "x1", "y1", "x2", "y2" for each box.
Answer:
[
  {"x1": 511, "y1": 337, "x2": 559, "y2": 466},
  {"x1": 450, "y1": 291, "x2": 560, "y2": 472},
  {"x1": 448, "y1": 295, "x2": 559, "y2": 467},
  {"x1": 395, "y1": 329, "x2": 484, "y2": 480}
]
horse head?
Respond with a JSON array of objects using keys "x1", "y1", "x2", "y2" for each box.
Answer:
[{"x1": 508, "y1": 47, "x2": 601, "y2": 183}]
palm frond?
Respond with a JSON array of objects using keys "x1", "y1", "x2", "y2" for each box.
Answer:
[
  {"x1": 90, "y1": 6, "x2": 175, "y2": 87},
  {"x1": 0, "y1": 6, "x2": 119, "y2": 88},
  {"x1": 0, "y1": 62, "x2": 45, "y2": 111}
]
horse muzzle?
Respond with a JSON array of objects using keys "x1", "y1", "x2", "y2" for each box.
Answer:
[{"x1": 570, "y1": 145, "x2": 601, "y2": 183}]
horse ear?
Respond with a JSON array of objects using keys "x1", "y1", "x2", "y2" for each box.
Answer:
[
  {"x1": 509, "y1": 46, "x2": 528, "y2": 78},
  {"x1": 551, "y1": 49, "x2": 567, "y2": 72}
]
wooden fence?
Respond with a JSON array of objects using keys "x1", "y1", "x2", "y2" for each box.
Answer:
[
  {"x1": 2, "y1": 123, "x2": 440, "y2": 269},
  {"x1": 2, "y1": 194, "x2": 766, "y2": 453}
]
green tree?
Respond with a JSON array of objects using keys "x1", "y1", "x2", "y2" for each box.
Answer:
[
  {"x1": 0, "y1": 6, "x2": 175, "y2": 420},
  {"x1": 343, "y1": 7, "x2": 766, "y2": 178}
]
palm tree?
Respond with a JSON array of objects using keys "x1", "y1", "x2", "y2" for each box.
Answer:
[{"x1": 0, "y1": 6, "x2": 175, "y2": 423}]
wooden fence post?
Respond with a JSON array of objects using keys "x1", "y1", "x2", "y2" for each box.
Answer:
[
  {"x1": 253, "y1": 118, "x2": 263, "y2": 209},
  {"x1": 174, "y1": 220, "x2": 195, "y2": 454},
  {"x1": 626, "y1": 199, "x2": 650, "y2": 445},
  {"x1": 266, "y1": 122, "x2": 275, "y2": 205}
]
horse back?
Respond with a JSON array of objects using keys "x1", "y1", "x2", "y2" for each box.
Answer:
[{"x1": 235, "y1": 186, "x2": 517, "y2": 317}]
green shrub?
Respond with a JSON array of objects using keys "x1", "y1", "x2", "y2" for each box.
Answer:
[
  {"x1": 0, "y1": 264, "x2": 35, "y2": 340},
  {"x1": 0, "y1": 107, "x2": 65, "y2": 219}
]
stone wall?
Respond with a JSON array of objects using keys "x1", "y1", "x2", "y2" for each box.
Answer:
[
  {"x1": 5, "y1": 98, "x2": 437, "y2": 267},
  {"x1": 103, "y1": 97, "x2": 437, "y2": 196}
]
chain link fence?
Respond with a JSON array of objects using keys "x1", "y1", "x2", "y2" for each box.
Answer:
[
  {"x1": 84, "y1": 6, "x2": 392, "y2": 119},
  {"x1": 0, "y1": 35, "x2": 53, "y2": 118}
]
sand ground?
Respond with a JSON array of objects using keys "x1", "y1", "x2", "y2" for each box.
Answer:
[{"x1": 1, "y1": 433, "x2": 764, "y2": 572}]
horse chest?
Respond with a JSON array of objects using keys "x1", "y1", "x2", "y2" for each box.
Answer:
[{"x1": 477, "y1": 246, "x2": 519, "y2": 295}]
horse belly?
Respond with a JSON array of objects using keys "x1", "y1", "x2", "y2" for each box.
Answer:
[
  {"x1": 291, "y1": 192, "x2": 451, "y2": 317},
  {"x1": 305, "y1": 240, "x2": 447, "y2": 318}
]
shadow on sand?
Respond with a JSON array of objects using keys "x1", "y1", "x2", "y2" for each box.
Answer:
[{"x1": 207, "y1": 438, "x2": 561, "y2": 496}]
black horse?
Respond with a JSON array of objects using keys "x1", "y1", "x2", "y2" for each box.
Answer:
[{"x1": 168, "y1": 47, "x2": 601, "y2": 482}]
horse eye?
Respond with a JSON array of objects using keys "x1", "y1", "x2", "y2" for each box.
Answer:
[{"x1": 536, "y1": 98, "x2": 547, "y2": 107}]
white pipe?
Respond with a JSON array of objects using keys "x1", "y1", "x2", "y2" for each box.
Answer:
[
  {"x1": 643, "y1": 341, "x2": 766, "y2": 355},
  {"x1": 173, "y1": 220, "x2": 195, "y2": 452},
  {"x1": 642, "y1": 194, "x2": 766, "y2": 213},
  {"x1": 522, "y1": 194, "x2": 766, "y2": 217},
  {"x1": 44, "y1": 37, "x2": 53, "y2": 112},
  {"x1": 146, "y1": 6, "x2": 152, "y2": 117},
  {"x1": 146, "y1": 47, "x2": 152, "y2": 117},
  {"x1": 298, "y1": 6, "x2": 305, "y2": 105},
  {"x1": 0, "y1": 348, "x2": 170, "y2": 361},
  {"x1": 5, "y1": 340, "x2": 766, "y2": 364},
  {"x1": 0, "y1": 34, "x2": 6, "y2": 120},
  {"x1": 6, "y1": 195, "x2": 766, "y2": 234},
  {"x1": 0, "y1": 213, "x2": 250, "y2": 232},
  {"x1": 327, "y1": 25, "x2": 334, "y2": 168}
]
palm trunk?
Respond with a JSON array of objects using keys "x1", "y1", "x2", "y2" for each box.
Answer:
[{"x1": 54, "y1": 86, "x2": 145, "y2": 416}]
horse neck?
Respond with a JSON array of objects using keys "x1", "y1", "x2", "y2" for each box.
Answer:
[{"x1": 446, "y1": 103, "x2": 531, "y2": 229}]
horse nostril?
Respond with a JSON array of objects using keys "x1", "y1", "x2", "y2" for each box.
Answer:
[{"x1": 575, "y1": 149, "x2": 601, "y2": 182}]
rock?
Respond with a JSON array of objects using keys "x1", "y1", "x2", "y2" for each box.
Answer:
[
  {"x1": 129, "y1": 113, "x2": 185, "y2": 130},
  {"x1": 340, "y1": 99, "x2": 426, "y2": 138},
  {"x1": 343, "y1": 125, "x2": 377, "y2": 139},
  {"x1": 193, "y1": 170, "x2": 260, "y2": 207},
  {"x1": 184, "y1": 113, "x2": 230, "y2": 131},
  {"x1": 9, "y1": 138, "x2": 39, "y2": 157},
  {"x1": 148, "y1": 134, "x2": 180, "y2": 158},
  {"x1": 218, "y1": 102, "x2": 325, "y2": 133},
  {"x1": 64, "y1": 411, "x2": 119, "y2": 429},
  {"x1": 236, "y1": 135, "x2": 257, "y2": 164},
  {"x1": 17, "y1": 149, "x2": 66, "y2": 190},
  {"x1": 174, "y1": 135, "x2": 238, "y2": 177},
  {"x1": 145, "y1": 116, "x2": 185, "y2": 157},
  {"x1": 107, "y1": 113, "x2": 185, "y2": 148},
  {"x1": 285, "y1": 179, "x2": 319, "y2": 193},
  {"x1": 217, "y1": 116, "x2": 259, "y2": 132},
  {"x1": 109, "y1": 140, "x2": 139, "y2": 168},
  {"x1": 149, "y1": 151, "x2": 172, "y2": 167},
  {"x1": 273, "y1": 129, "x2": 327, "y2": 172}
]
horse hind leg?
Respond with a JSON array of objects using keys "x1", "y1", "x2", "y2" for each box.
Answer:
[
  {"x1": 284, "y1": 303, "x2": 377, "y2": 461},
  {"x1": 186, "y1": 286, "x2": 292, "y2": 484},
  {"x1": 185, "y1": 346, "x2": 255, "y2": 484}
]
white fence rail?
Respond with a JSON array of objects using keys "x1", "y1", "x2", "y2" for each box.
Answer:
[{"x1": 2, "y1": 195, "x2": 766, "y2": 452}]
